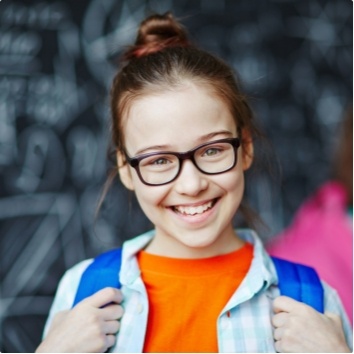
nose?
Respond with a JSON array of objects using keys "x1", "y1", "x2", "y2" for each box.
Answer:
[{"x1": 173, "y1": 159, "x2": 208, "y2": 196}]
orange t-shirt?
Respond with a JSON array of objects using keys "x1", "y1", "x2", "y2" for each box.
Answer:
[{"x1": 137, "y1": 243, "x2": 254, "y2": 353}]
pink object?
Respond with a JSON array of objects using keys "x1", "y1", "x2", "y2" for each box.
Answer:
[{"x1": 267, "y1": 181, "x2": 353, "y2": 324}]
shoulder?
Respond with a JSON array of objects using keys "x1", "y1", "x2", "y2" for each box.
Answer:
[
  {"x1": 322, "y1": 281, "x2": 349, "y2": 318},
  {"x1": 59, "y1": 259, "x2": 94, "y2": 293}
]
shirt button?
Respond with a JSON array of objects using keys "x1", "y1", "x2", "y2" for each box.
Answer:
[{"x1": 137, "y1": 302, "x2": 144, "y2": 314}]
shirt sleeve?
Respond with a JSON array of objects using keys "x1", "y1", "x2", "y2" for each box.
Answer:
[
  {"x1": 322, "y1": 281, "x2": 353, "y2": 350},
  {"x1": 42, "y1": 259, "x2": 93, "y2": 339}
]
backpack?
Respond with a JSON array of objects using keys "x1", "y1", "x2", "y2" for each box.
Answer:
[{"x1": 72, "y1": 248, "x2": 324, "y2": 313}]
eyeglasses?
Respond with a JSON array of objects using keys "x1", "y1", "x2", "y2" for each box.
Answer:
[{"x1": 124, "y1": 137, "x2": 240, "y2": 186}]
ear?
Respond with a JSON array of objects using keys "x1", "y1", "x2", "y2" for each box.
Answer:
[
  {"x1": 241, "y1": 130, "x2": 254, "y2": 171},
  {"x1": 116, "y1": 151, "x2": 135, "y2": 191}
]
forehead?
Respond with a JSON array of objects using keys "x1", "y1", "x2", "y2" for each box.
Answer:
[{"x1": 122, "y1": 81, "x2": 238, "y2": 153}]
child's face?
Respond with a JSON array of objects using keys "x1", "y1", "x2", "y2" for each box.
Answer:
[{"x1": 118, "y1": 81, "x2": 253, "y2": 257}]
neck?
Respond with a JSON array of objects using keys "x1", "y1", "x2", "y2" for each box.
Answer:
[{"x1": 144, "y1": 227, "x2": 245, "y2": 259}]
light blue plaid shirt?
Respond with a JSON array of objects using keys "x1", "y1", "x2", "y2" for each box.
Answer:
[{"x1": 44, "y1": 229, "x2": 353, "y2": 352}]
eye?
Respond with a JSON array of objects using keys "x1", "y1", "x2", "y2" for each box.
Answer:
[
  {"x1": 140, "y1": 154, "x2": 176, "y2": 168},
  {"x1": 202, "y1": 147, "x2": 222, "y2": 157},
  {"x1": 151, "y1": 157, "x2": 170, "y2": 165}
]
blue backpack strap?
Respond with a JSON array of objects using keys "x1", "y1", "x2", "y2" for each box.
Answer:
[
  {"x1": 71, "y1": 249, "x2": 324, "y2": 313},
  {"x1": 271, "y1": 256, "x2": 324, "y2": 313},
  {"x1": 72, "y1": 248, "x2": 123, "y2": 307}
]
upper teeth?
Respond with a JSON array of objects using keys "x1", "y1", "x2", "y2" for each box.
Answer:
[{"x1": 175, "y1": 201, "x2": 213, "y2": 215}]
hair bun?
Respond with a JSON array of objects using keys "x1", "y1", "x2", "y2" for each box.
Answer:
[{"x1": 124, "y1": 12, "x2": 190, "y2": 60}]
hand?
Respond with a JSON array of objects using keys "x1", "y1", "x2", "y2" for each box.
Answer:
[
  {"x1": 272, "y1": 296, "x2": 350, "y2": 353},
  {"x1": 36, "y1": 287, "x2": 124, "y2": 353}
]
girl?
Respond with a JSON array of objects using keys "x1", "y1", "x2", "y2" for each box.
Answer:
[{"x1": 36, "y1": 12, "x2": 352, "y2": 353}]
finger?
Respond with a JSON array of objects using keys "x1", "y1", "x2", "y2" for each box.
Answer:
[
  {"x1": 273, "y1": 327, "x2": 284, "y2": 341},
  {"x1": 104, "y1": 334, "x2": 116, "y2": 351},
  {"x1": 272, "y1": 312, "x2": 288, "y2": 328},
  {"x1": 81, "y1": 287, "x2": 123, "y2": 308},
  {"x1": 103, "y1": 320, "x2": 121, "y2": 334},
  {"x1": 273, "y1": 296, "x2": 302, "y2": 314},
  {"x1": 274, "y1": 339, "x2": 282, "y2": 353},
  {"x1": 101, "y1": 304, "x2": 124, "y2": 320}
]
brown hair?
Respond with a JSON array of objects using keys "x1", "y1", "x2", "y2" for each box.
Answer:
[
  {"x1": 110, "y1": 12, "x2": 261, "y2": 151},
  {"x1": 98, "y1": 12, "x2": 266, "y2": 227},
  {"x1": 332, "y1": 105, "x2": 353, "y2": 204}
]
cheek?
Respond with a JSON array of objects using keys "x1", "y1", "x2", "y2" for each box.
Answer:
[
  {"x1": 133, "y1": 182, "x2": 169, "y2": 216},
  {"x1": 222, "y1": 171, "x2": 245, "y2": 216},
  {"x1": 218, "y1": 168, "x2": 245, "y2": 196}
]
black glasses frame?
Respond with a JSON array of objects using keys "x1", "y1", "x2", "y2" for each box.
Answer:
[{"x1": 124, "y1": 137, "x2": 241, "y2": 186}]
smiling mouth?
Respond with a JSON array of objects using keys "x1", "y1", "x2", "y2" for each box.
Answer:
[{"x1": 172, "y1": 199, "x2": 218, "y2": 216}]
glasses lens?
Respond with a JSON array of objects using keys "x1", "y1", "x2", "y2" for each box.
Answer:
[
  {"x1": 139, "y1": 154, "x2": 179, "y2": 185},
  {"x1": 194, "y1": 141, "x2": 236, "y2": 173},
  {"x1": 135, "y1": 140, "x2": 237, "y2": 185}
]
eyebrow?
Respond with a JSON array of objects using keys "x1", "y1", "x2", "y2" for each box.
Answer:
[{"x1": 134, "y1": 130, "x2": 234, "y2": 155}]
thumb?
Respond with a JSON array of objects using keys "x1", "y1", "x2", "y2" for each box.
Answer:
[
  {"x1": 273, "y1": 295, "x2": 297, "y2": 314},
  {"x1": 325, "y1": 312, "x2": 343, "y2": 327},
  {"x1": 324, "y1": 312, "x2": 349, "y2": 350},
  {"x1": 79, "y1": 287, "x2": 123, "y2": 308},
  {"x1": 51, "y1": 310, "x2": 69, "y2": 327}
]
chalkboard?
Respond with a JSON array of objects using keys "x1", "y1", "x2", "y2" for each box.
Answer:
[{"x1": 0, "y1": 0, "x2": 352, "y2": 352}]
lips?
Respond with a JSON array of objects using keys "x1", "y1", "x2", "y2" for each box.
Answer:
[{"x1": 172, "y1": 199, "x2": 217, "y2": 216}]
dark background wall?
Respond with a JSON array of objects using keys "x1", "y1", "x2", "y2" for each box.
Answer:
[{"x1": 0, "y1": 0, "x2": 352, "y2": 352}]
